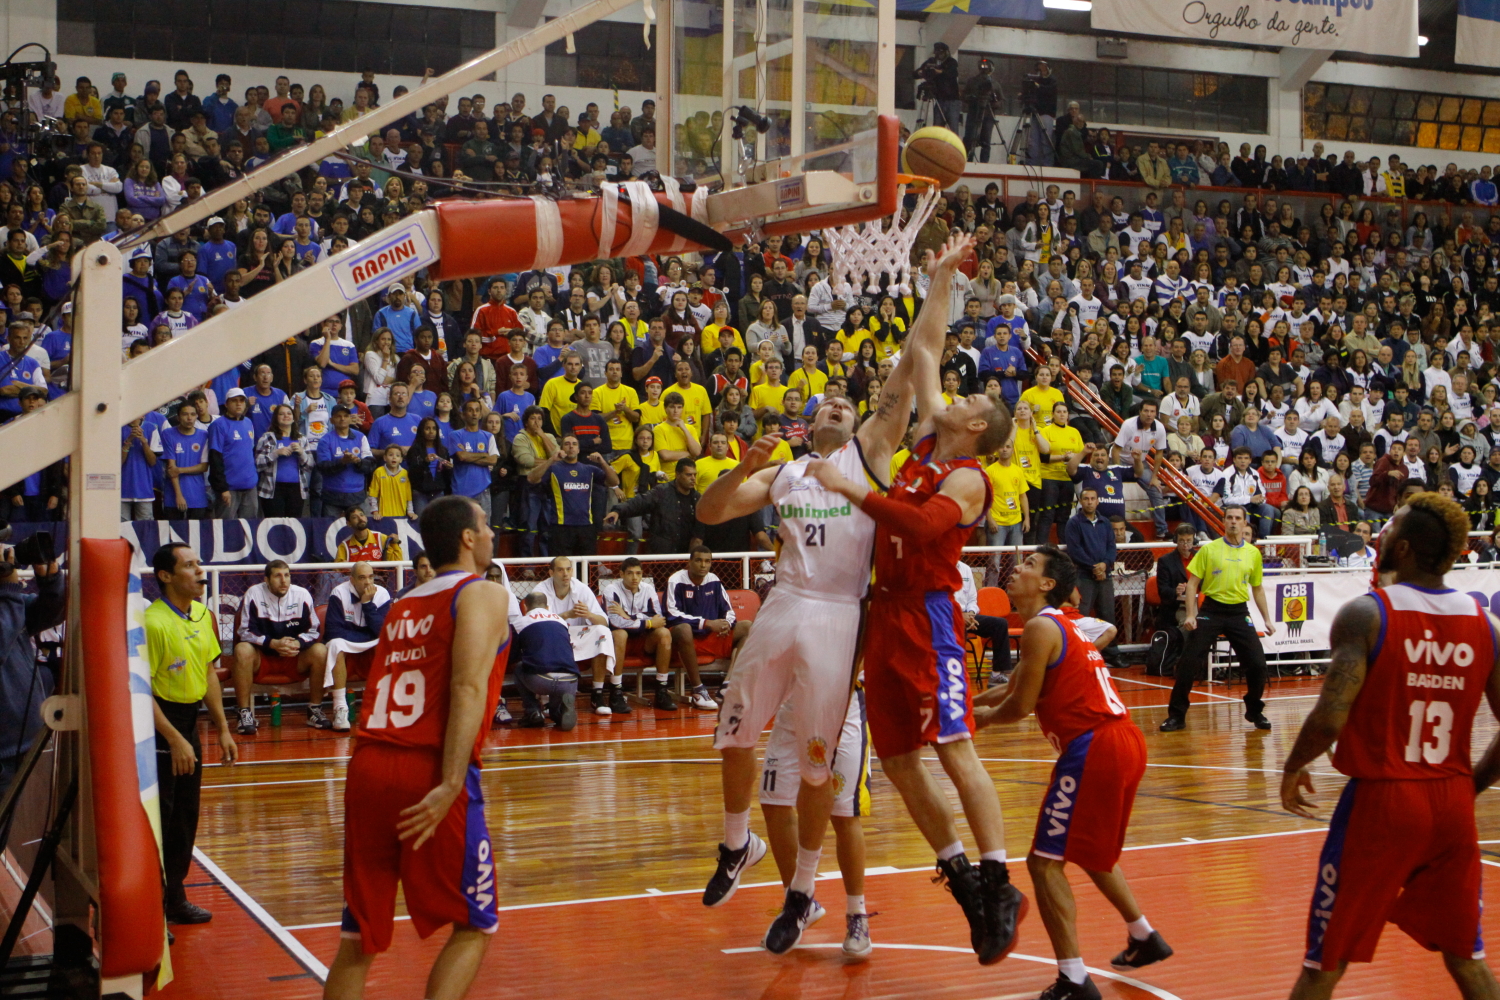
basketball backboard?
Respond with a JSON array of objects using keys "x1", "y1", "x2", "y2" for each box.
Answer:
[{"x1": 664, "y1": 0, "x2": 899, "y2": 236}]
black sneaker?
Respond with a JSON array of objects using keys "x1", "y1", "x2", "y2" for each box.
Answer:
[
  {"x1": 653, "y1": 685, "x2": 677, "y2": 710},
  {"x1": 1246, "y1": 711, "x2": 1272, "y2": 730},
  {"x1": 554, "y1": 691, "x2": 577, "y2": 732},
  {"x1": 590, "y1": 688, "x2": 612, "y2": 716},
  {"x1": 235, "y1": 707, "x2": 257, "y2": 735},
  {"x1": 608, "y1": 685, "x2": 631, "y2": 715},
  {"x1": 165, "y1": 901, "x2": 213, "y2": 925},
  {"x1": 307, "y1": 705, "x2": 332, "y2": 730},
  {"x1": 702, "y1": 832, "x2": 767, "y2": 907},
  {"x1": 1159, "y1": 715, "x2": 1185, "y2": 732},
  {"x1": 1111, "y1": 930, "x2": 1173, "y2": 969},
  {"x1": 1038, "y1": 973, "x2": 1102, "y2": 1000},
  {"x1": 933, "y1": 854, "x2": 985, "y2": 955},
  {"x1": 764, "y1": 889, "x2": 815, "y2": 955},
  {"x1": 517, "y1": 710, "x2": 547, "y2": 728},
  {"x1": 978, "y1": 858, "x2": 1027, "y2": 965}
]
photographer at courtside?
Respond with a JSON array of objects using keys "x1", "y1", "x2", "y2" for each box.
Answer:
[
  {"x1": 962, "y1": 58, "x2": 1000, "y2": 163},
  {"x1": 1022, "y1": 59, "x2": 1058, "y2": 165},
  {"x1": 0, "y1": 527, "x2": 65, "y2": 810},
  {"x1": 915, "y1": 42, "x2": 963, "y2": 134}
]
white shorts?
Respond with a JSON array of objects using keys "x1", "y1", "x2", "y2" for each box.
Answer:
[
  {"x1": 761, "y1": 687, "x2": 870, "y2": 817},
  {"x1": 713, "y1": 586, "x2": 863, "y2": 786}
]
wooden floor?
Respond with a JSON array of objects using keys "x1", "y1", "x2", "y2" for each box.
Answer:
[{"x1": 156, "y1": 668, "x2": 1500, "y2": 1000}]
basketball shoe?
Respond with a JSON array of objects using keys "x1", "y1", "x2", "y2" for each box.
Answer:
[
  {"x1": 842, "y1": 912, "x2": 872, "y2": 961},
  {"x1": 979, "y1": 858, "x2": 1027, "y2": 965},
  {"x1": 1038, "y1": 974, "x2": 1101, "y2": 1000},
  {"x1": 702, "y1": 831, "x2": 766, "y2": 907},
  {"x1": 1111, "y1": 930, "x2": 1173, "y2": 969},
  {"x1": 764, "y1": 889, "x2": 815, "y2": 954},
  {"x1": 934, "y1": 854, "x2": 984, "y2": 954}
]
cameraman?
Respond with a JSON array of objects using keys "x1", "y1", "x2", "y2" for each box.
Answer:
[
  {"x1": 916, "y1": 42, "x2": 962, "y2": 135},
  {"x1": 962, "y1": 59, "x2": 999, "y2": 163},
  {"x1": 0, "y1": 529, "x2": 65, "y2": 805},
  {"x1": 1023, "y1": 60, "x2": 1058, "y2": 165}
]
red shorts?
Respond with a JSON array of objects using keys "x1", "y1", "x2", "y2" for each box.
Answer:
[
  {"x1": 1305, "y1": 775, "x2": 1483, "y2": 970},
  {"x1": 1030, "y1": 720, "x2": 1146, "y2": 872},
  {"x1": 343, "y1": 649, "x2": 378, "y2": 681},
  {"x1": 340, "y1": 742, "x2": 498, "y2": 954},
  {"x1": 863, "y1": 593, "x2": 974, "y2": 759},
  {"x1": 253, "y1": 650, "x2": 303, "y2": 685},
  {"x1": 684, "y1": 629, "x2": 735, "y2": 662}
]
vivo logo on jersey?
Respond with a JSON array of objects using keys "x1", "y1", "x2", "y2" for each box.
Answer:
[
  {"x1": 386, "y1": 613, "x2": 435, "y2": 642},
  {"x1": 1044, "y1": 774, "x2": 1077, "y2": 838},
  {"x1": 1403, "y1": 630, "x2": 1475, "y2": 669}
]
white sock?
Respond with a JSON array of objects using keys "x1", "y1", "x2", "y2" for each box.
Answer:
[
  {"x1": 936, "y1": 840, "x2": 966, "y2": 862},
  {"x1": 846, "y1": 894, "x2": 866, "y2": 916},
  {"x1": 1127, "y1": 915, "x2": 1154, "y2": 941},
  {"x1": 1058, "y1": 957, "x2": 1088, "y2": 984},
  {"x1": 980, "y1": 850, "x2": 1007, "y2": 864},
  {"x1": 332, "y1": 688, "x2": 347, "y2": 711},
  {"x1": 790, "y1": 846, "x2": 821, "y2": 896},
  {"x1": 724, "y1": 809, "x2": 751, "y2": 851}
]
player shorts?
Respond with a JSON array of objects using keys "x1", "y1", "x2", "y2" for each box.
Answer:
[
  {"x1": 323, "y1": 639, "x2": 379, "y2": 686},
  {"x1": 761, "y1": 687, "x2": 871, "y2": 818},
  {"x1": 863, "y1": 592, "x2": 975, "y2": 760},
  {"x1": 340, "y1": 742, "x2": 499, "y2": 954},
  {"x1": 685, "y1": 629, "x2": 736, "y2": 662},
  {"x1": 713, "y1": 586, "x2": 863, "y2": 786},
  {"x1": 1030, "y1": 720, "x2": 1146, "y2": 872},
  {"x1": 1304, "y1": 775, "x2": 1483, "y2": 971}
]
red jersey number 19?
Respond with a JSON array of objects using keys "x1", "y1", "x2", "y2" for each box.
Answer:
[
  {"x1": 368, "y1": 669, "x2": 427, "y2": 729},
  {"x1": 1405, "y1": 699, "x2": 1454, "y2": 764}
]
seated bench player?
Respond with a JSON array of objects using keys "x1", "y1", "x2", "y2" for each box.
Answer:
[
  {"x1": 533, "y1": 554, "x2": 628, "y2": 717},
  {"x1": 512, "y1": 592, "x2": 580, "y2": 731},
  {"x1": 231, "y1": 559, "x2": 326, "y2": 735},
  {"x1": 310, "y1": 561, "x2": 391, "y2": 732},
  {"x1": 601, "y1": 556, "x2": 677, "y2": 710},
  {"x1": 665, "y1": 545, "x2": 750, "y2": 710}
]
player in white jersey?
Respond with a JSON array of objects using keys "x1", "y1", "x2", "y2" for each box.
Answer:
[{"x1": 697, "y1": 235, "x2": 973, "y2": 953}]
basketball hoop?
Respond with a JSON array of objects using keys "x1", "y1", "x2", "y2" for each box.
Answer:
[{"x1": 823, "y1": 173, "x2": 942, "y2": 298}]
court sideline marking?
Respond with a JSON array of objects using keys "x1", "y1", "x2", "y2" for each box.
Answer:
[
  {"x1": 193, "y1": 847, "x2": 330, "y2": 983},
  {"x1": 717, "y1": 943, "x2": 1184, "y2": 1000},
  {"x1": 282, "y1": 826, "x2": 1327, "y2": 931}
]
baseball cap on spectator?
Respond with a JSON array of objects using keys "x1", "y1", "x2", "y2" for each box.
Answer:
[
  {"x1": 387, "y1": 283, "x2": 405, "y2": 295},
  {"x1": 207, "y1": 216, "x2": 225, "y2": 228},
  {"x1": 224, "y1": 387, "x2": 246, "y2": 400},
  {"x1": 17, "y1": 386, "x2": 46, "y2": 402},
  {"x1": 997, "y1": 294, "x2": 1019, "y2": 306},
  {"x1": 338, "y1": 379, "x2": 356, "y2": 390}
]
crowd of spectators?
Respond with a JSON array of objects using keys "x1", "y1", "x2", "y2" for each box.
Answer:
[{"x1": 6, "y1": 61, "x2": 1500, "y2": 572}]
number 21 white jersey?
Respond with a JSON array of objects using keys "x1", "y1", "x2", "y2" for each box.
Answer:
[{"x1": 769, "y1": 438, "x2": 882, "y2": 602}]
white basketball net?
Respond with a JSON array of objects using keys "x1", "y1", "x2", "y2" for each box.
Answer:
[{"x1": 824, "y1": 182, "x2": 943, "y2": 298}]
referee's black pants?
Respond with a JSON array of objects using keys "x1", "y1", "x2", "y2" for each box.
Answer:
[
  {"x1": 1167, "y1": 597, "x2": 1267, "y2": 720},
  {"x1": 155, "y1": 697, "x2": 202, "y2": 911}
]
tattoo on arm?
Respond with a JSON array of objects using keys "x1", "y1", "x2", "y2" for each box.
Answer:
[
  {"x1": 1282, "y1": 597, "x2": 1377, "y2": 774},
  {"x1": 875, "y1": 387, "x2": 899, "y2": 421}
]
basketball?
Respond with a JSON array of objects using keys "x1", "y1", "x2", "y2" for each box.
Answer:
[{"x1": 902, "y1": 126, "x2": 967, "y2": 190}]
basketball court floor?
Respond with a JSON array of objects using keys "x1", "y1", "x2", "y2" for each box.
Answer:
[{"x1": 149, "y1": 668, "x2": 1500, "y2": 1000}]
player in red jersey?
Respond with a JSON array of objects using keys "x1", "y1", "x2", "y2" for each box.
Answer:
[
  {"x1": 976, "y1": 546, "x2": 1171, "y2": 1000},
  {"x1": 1281, "y1": 492, "x2": 1500, "y2": 1000},
  {"x1": 806, "y1": 234, "x2": 1026, "y2": 966},
  {"x1": 323, "y1": 495, "x2": 511, "y2": 1000}
]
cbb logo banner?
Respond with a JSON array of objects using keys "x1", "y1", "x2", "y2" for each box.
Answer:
[{"x1": 1276, "y1": 581, "x2": 1313, "y2": 638}]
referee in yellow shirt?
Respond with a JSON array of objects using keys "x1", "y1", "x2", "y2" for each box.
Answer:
[
  {"x1": 1160, "y1": 505, "x2": 1276, "y2": 733},
  {"x1": 146, "y1": 543, "x2": 238, "y2": 924}
]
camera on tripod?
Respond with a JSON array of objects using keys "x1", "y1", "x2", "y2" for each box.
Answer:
[
  {"x1": 0, "y1": 44, "x2": 63, "y2": 149},
  {"x1": 1021, "y1": 73, "x2": 1044, "y2": 115}
]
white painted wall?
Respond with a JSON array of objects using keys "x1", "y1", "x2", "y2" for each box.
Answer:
[{"x1": 0, "y1": 0, "x2": 57, "y2": 68}]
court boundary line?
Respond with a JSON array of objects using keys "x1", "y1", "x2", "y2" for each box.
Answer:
[
  {"x1": 1117, "y1": 676, "x2": 1238, "y2": 701},
  {"x1": 193, "y1": 847, "x2": 330, "y2": 983},
  {"x1": 716, "y1": 943, "x2": 1184, "y2": 1000},
  {"x1": 282, "y1": 826, "x2": 1327, "y2": 931},
  {"x1": 205, "y1": 692, "x2": 1325, "y2": 773}
]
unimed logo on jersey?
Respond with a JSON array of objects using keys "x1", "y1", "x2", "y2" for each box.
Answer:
[
  {"x1": 1276, "y1": 582, "x2": 1313, "y2": 637},
  {"x1": 778, "y1": 501, "x2": 852, "y2": 519}
]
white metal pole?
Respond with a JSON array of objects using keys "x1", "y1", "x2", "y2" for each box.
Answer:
[
  {"x1": 790, "y1": 0, "x2": 806, "y2": 159},
  {"x1": 656, "y1": 0, "x2": 675, "y2": 177},
  {"x1": 720, "y1": 0, "x2": 736, "y2": 186},
  {"x1": 877, "y1": 0, "x2": 896, "y2": 118}
]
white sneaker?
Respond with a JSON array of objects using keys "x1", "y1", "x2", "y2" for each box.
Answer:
[
  {"x1": 332, "y1": 703, "x2": 351, "y2": 732},
  {"x1": 493, "y1": 700, "x2": 513, "y2": 724},
  {"x1": 807, "y1": 899, "x2": 826, "y2": 928},
  {"x1": 236, "y1": 706, "x2": 257, "y2": 735},
  {"x1": 842, "y1": 912, "x2": 872, "y2": 961},
  {"x1": 691, "y1": 687, "x2": 717, "y2": 710}
]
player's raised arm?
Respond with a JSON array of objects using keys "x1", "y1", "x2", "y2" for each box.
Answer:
[
  {"x1": 1474, "y1": 612, "x2": 1500, "y2": 795},
  {"x1": 697, "y1": 432, "x2": 784, "y2": 525},
  {"x1": 1278, "y1": 595, "x2": 1379, "y2": 818},
  {"x1": 397, "y1": 579, "x2": 510, "y2": 850},
  {"x1": 892, "y1": 235, "x2": 975, "y2": 435}
]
